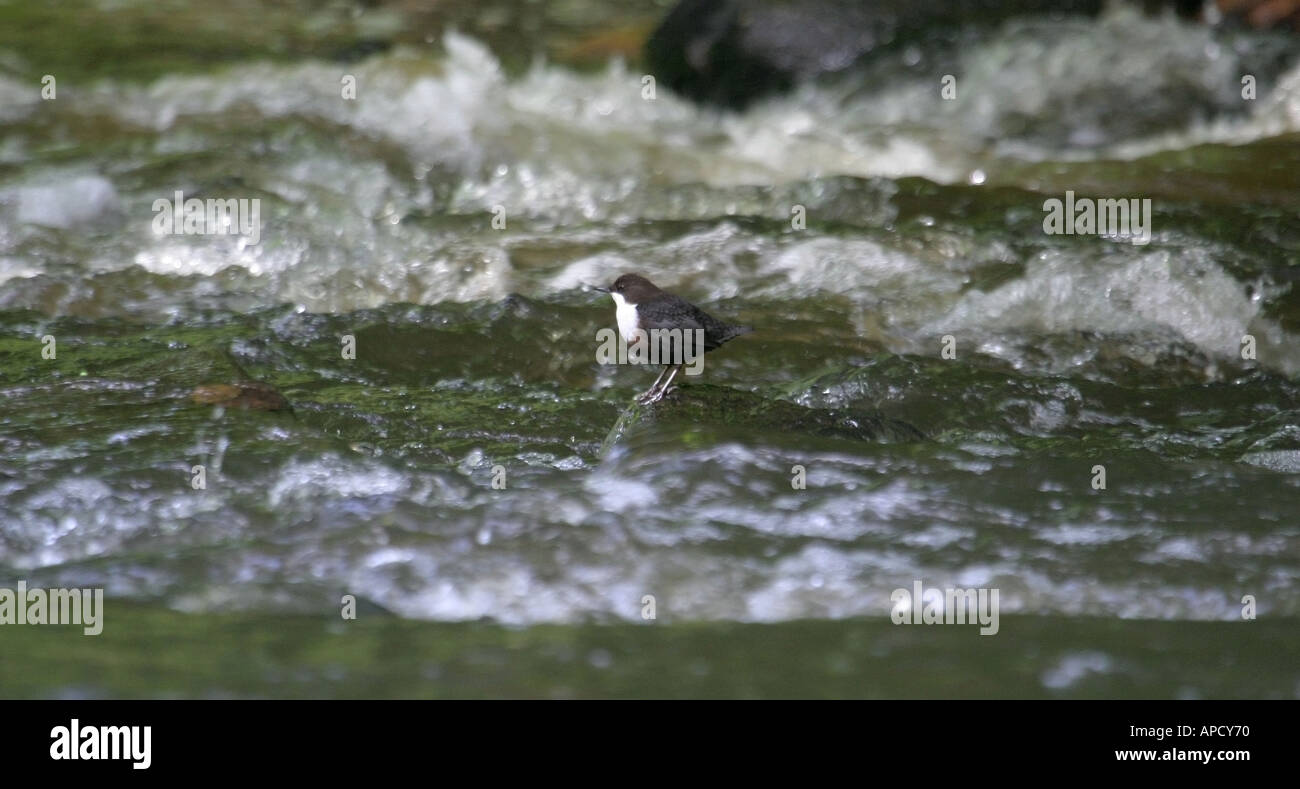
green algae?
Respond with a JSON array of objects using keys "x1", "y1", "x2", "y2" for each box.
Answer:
[{"x1": 600, "y1": 383, "x2": 925, "y2": 456}]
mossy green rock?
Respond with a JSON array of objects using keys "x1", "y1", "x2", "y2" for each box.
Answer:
[{"x1": 600, "y1": 383, "x2": 923, "y2": 455}]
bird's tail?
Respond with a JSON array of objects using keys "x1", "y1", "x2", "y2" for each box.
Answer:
[{"x1": 718, "y1": 324, "x2": 752, "y2": 344}]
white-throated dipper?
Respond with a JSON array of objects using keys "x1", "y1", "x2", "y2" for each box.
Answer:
[{"x1": 594, "y1": 273, "x2": 751, "y2": 404}]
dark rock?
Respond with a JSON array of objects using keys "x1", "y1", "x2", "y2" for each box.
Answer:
[{"x1": 646, "y1": 0, "x2": 1208, "y2": 109}]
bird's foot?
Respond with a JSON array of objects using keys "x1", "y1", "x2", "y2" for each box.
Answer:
[
  {"x1": 643, "y1": 385, "x2": 680, "y2": 405},
  {"x1": 634, "y1": 365, "x2": 683, "y2": 406},
  {"x1": 635, "y1": 387, "x2": 661, "y2": 405},
  {"x1": 636, "y1": 384, "x2": 679, "y2": 405}
]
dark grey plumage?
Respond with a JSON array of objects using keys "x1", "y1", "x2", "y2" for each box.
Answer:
[
  {"x1": 593, "y1": 273, "x2": 752, "y2": 403},
  {"x1": 599, "y1": 273, "x2": 751, "y2": 350},
  {"x1": 634, "y1": 290, "x2": 751, "y2": 351}
]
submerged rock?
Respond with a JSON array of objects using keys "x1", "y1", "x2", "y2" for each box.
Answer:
[
  {"x1": 600, "y1": 383, "x2": 923, "y2": 454},
  {"x1": 190, "y1": 381, "x2": 290, "y2": 412},
  {"x1": 645, "y1": 0, "x2": 1212, "y2": 109}
]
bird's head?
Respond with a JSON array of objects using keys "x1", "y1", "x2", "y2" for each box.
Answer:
[{"x1": 593, "y1": 273, "x2": 663, "y2": 305}]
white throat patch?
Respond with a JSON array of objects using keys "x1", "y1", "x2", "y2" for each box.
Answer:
[{"x1": 610, "y1": 291, "x2": 639, "y2": 343}]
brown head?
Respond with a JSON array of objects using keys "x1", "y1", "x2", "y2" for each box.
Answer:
[{"x1": 593, "y1": 273, "x2": 665, "y2": 305}]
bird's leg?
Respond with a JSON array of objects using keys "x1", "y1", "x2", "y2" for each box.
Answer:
[
  {"x1": 635, "y1": 366, "x2": 671, "y2": 404},
  {"x1": 648, "y1": 364, "x2": 683, "y2": 403}
]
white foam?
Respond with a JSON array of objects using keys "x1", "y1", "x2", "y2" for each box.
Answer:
[{"x1": 11, "y1": 174, "x2": 119, "y2": 229}]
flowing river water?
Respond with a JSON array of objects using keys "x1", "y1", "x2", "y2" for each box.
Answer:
[{"x1": 1, "y1": 0, "x2": 1298, "y2": 697}]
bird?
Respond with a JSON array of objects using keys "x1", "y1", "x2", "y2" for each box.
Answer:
[{"x1": 593, "y1": 273, "x2": 751, "y2": 404}]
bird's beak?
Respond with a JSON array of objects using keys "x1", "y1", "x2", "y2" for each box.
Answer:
[{"x1": 592, "y1": 285, "x2": 610, "y2": 294}]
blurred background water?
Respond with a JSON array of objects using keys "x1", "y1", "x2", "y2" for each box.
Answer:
[{"x1": 1, "y1": 0, "x2": 1298, "y2": 697}]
